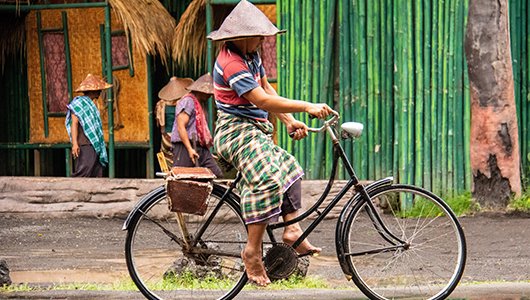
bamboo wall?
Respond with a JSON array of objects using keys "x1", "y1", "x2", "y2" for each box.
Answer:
[
  {"x1": 511, "y1": 0, "x2": 530, "y2": 183},
  {"x1": 277, "y1": 0, "x2": 530, "y2": 195},
  {"x1": 26, "y1": 8, "x2": 149, "y2": 144},
  {"x1": 277, "y1": 0, "x2": 472, "y2": 196}
]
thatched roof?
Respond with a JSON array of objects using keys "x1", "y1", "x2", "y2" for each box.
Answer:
[
  {"x1": 109, "y1": 0, "x2": 176, "y2": 65},
  {"x1": 172, "y1": 0, "x2": 232, "y2": 72},
  {"x1": 0, "y1": 0, "x2": 176, "y2": 68}
]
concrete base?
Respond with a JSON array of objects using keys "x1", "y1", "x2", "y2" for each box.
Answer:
[{"x1": 0, "y1": 177, "x2": 359, "y2": 219}]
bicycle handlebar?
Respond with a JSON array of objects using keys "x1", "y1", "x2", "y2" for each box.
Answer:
[
  {"x1": 307, "y1": 111, "x2": 340, "y2": 133},
  {"x1": 289, "y1": 111, "x2": 340, "y2": 138}
]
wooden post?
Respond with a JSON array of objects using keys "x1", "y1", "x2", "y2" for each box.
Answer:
[{"x1": 104, "y1": 3, "x2": 115, "y2": 178}]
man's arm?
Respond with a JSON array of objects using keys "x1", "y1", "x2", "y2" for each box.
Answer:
[
  {"x1": 176, "y1": 112, "x2": 198, "y2": 164},
  {"x1": 260, "y1": 76, "x2": 294, "y2": 125},
  {"x1": 71, "y1": 114, "x2": 80, "y2": 158},
  {"x1": 244, "y1": 76, "x2": 333, "y2": 119}
]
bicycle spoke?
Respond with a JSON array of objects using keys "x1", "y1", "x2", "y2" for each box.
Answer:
[{"x1": 125, "y1": 186, "x2": 248, "y2": 300}]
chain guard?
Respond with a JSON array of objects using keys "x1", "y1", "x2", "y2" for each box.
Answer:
[{"x1": 263, "y1": 243, "x2": 298, "y2": 280}]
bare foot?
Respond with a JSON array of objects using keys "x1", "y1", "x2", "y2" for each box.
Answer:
[
  {"x1": 241, "y1": 248, "x2": 271, "y2": 287},
  {"x1": 283, "y1": 226, "x2": 322, "y2": 255}
]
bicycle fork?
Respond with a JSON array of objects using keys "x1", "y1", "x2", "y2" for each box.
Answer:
[{"x1": 336, "y1": 185, "x2": 408, "y2": 280}]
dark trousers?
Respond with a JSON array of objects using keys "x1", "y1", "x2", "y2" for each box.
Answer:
[
  {"x1": 73, "y1": 145, "x2": 103, "y2": 177},
  {"x1": 171, "y1": 142, "x2": 223, "y2": 178},
  {"x1": 281, "y1": 178, "x2": 302, "y2": 215},
  {"x1": 269, "y1": 178, "x2": 302, "y2": 223}
]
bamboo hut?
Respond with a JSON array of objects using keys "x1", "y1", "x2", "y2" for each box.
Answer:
[{"x1": 0, "y1": 0, "x2": 176, "y2": 178}]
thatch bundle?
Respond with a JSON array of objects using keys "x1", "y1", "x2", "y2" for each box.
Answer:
[
  {"x1": 109, "y1": 0, "x2": 175, "y2": 65},
  {"x1": 172, "y1": 0, "x2": 206, "y2": 72},
  {"x1": 172, "y1": 0, "x2": 231, "y2": 72}
]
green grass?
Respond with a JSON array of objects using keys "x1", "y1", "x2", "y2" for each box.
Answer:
[
  {"x1": 0, "y1": 283, "x2": 34, "y2": 292},
  {"x1": 443, "y1": 192, "x2": 480, "y2": 216},
  {"x1": 0, "y1": 281, "x2": 139, "y2": 293},
  {"x1": 264, "y1": 275, "x2": 329, "y2": 290},
  {"x1": 157, "y1": 272, "x2": 238, "y2": 290},
  {"x1": 508, "y1": 192, "x2": 530, "y2": 213},
  {"x1": 399, "y1": 191, "x2": 479, "y2": 218},
  {"x1": 0, "y1": 274, "x2": 329, "y2": 293}
]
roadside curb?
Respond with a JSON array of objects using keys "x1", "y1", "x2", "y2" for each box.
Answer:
[{"x1": 2, "y1": 282, "x2": 530, "y2": 300}]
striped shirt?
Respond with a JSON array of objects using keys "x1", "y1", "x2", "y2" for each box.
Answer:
[{"x1": 213, "y1": 43, "x2": 268, "y2": 121}]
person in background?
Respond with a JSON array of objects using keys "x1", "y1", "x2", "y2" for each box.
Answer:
[
  {"x1": 208, "y1": 0, "x2": 333, "y2": 286},
  {"x1": 155, "y1": 76, "x2": 194, "y2": 167},
  {"x1": 171, "y1": 73, "x2": 223, "y2": 178},
  {"x1": 65, "y1": 74, "x2": 111, "y2": 177}
]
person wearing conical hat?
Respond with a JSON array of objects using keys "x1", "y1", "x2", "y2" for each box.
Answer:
[
  {"x1": 65, "y1": 74, "x2": 112, "y2": 177},
  {"x1": 170, "y1": 73, "x2": 223, "y2": 177},
  {"x1": 209, "y1": 0, "x2": 333, "y2": 286},
  {"x1": 155, "y1": 77, "x2": 194, "y2": 166}
]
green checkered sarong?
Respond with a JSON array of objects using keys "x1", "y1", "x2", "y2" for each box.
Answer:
[
  {"x1": 65, "y1": 96, "x2": 108, "y2": 166},
  {"x1": 214, "y1": 111, "x2": 304, "y2": 224}
]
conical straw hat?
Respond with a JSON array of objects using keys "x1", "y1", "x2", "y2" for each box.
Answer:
[
  {"x1": 186, "y1": 73, "x2": 214, "y2": 95},
  {"x1": 75, "y1": 74, "x2": 112, "y2": 92},
  {"x1": 207, "y1": 0, "x2": 285, "y2": 41},
  {"x1": 158, "y1": 77, "x2": 193, "y2": 101}
]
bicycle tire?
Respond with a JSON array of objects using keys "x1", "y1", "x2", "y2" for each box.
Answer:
[
  {"x1": 125, "y1": 183, "x2": 248, "y2": 300},
  {"x1": 341, "y1": 184, "x2": 466, "y2": 300}
]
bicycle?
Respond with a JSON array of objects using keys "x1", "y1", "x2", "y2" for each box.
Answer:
[{"x1": 122, "y1": 112, "x2": 467, "y2": 300}]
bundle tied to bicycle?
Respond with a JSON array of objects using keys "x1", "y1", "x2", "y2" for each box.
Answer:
[{"x1": 165, "y1": 167, "x2": 216, "y2": 215}]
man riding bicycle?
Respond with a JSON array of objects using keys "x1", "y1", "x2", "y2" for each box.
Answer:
[{"x1": 208, "y1": 0, "x2": 334, "y2": 287}]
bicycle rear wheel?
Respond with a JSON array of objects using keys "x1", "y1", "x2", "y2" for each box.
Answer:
[
  {"x1": 125, "y1": 184, "x2": 248, "y2": 300},
  {"x1": 342, "y1": 184, "x2": 466, "y2": 300}
]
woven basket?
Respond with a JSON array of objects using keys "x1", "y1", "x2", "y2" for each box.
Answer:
[{"x1": 165, "y1": 167, "x2": 216, "y2": 216}]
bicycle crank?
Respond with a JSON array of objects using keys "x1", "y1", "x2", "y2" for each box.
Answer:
[{"x1": 263, "y1": 243, "x2": 298, "y2": 280}]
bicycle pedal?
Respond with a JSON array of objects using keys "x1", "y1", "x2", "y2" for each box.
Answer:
[{"x1": 299, "y1": 249, "x2": 320, "y2": 258}]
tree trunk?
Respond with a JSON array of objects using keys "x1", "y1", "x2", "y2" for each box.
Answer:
[{"x1": 464, "y1": 0, "x2": 521, "y2": 208}]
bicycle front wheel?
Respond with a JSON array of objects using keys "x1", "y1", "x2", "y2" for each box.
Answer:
[
  {"x1": 342, "y1": 184, "x2": 466, "y2": 300},
  {"x1": 125, "y1": 184, "x2": 248, "y2": 300}
]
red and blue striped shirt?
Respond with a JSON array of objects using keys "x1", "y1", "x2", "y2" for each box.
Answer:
[{"x1": 213, "y1": 43, "x2": 268, "y2": 121}]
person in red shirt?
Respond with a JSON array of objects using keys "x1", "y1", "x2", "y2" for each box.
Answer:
[{"x1": 208, "y1": 0, "x2": 334, "y2": 287}]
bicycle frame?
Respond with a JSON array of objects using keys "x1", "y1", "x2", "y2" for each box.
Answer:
[
  {"x1": 202, "y1": 115, "x2": 408, "y2": 255},
  {"x1": 157, "y1": 114, "x2": 409, "y2": 261},
  {"x1": 266, "y1": 123, "x2": 407, "y2": 253}
]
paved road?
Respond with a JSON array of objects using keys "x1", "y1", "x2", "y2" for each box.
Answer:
[{"x1": 1, "y1": 214, "x2": 529, "y2": 299}]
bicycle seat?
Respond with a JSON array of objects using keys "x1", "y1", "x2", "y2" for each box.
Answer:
[{"x1": 341, "y1": 122, "x2": 364, "y2": 138}]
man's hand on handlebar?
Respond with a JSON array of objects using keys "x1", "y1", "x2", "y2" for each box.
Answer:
[
  {"x1": 305, "y1": 103, "x2": 334, "y2": 119},
  {"x1": 287, "y1": 120, "x2": 309, "y2": 140}
]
